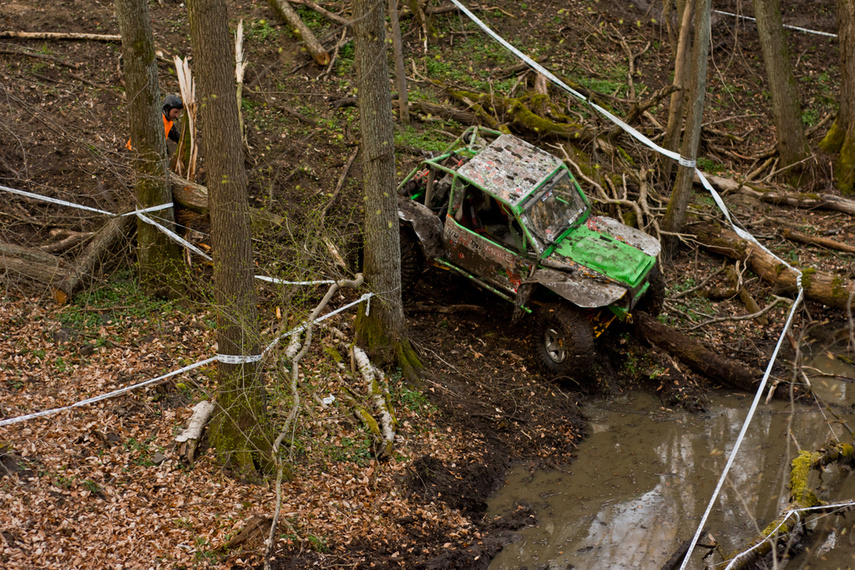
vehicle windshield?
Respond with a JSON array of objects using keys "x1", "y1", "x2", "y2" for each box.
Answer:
[{"x1": 522, "y1": 170, "x2": 587, "y2": 245}]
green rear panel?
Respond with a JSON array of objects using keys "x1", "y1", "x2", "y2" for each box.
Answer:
[{"x1": 552, "y1": 226, "x2": 654, "y2": 286}]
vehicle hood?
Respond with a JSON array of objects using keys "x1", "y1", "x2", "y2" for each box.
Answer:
[{"x1": 547, "y1": 217, "x2": 657, "y2": 287}]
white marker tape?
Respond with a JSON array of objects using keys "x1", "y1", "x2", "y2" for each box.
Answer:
[
  {"x1": 714, "y1": 10, "x2": 838, "y2": 39},
  {"x1": 0, "y1": 356, "x2": 218, "y2": 428},
  {"x1": 217, "y1": 353, "x2": 264, "y2": 364}
]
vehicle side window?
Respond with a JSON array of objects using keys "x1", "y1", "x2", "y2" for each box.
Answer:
[
  {"x1": 452, "y1": 182, "x2": 486, "y2": 233},
  {"x1": 449, "y1": 182, "x2": 530, "y2": 253}
]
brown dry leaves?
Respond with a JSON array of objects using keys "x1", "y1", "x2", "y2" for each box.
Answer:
[{"x1": 0, "y1": 293, "x2": 472, "y2": 568}]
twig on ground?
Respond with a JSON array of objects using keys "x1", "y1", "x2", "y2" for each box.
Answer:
[{"x1": 685, "y1": 297, "x2": 787, "y2": 332}]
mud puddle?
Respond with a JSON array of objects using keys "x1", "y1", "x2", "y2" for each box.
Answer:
[{"x1": 487, "y1": 353, "x2": 855, "y2": 569}]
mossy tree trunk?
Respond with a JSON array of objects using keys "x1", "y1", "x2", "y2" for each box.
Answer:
[
  {"x1": 353, "y1": 0, "x2": 421, "y2": 382},
  {"x1": 189, "y1": 0, "x2": 270, "y2": 475},
  {"x1": 819, "y1": 0, "x2": 855, "y2": 195},
  {"x1": 114, "y1": 0, "x2": 182, "y2": 292},
  {"x1": 752, "y1": 0, "x2": 810, "y2": 183}
]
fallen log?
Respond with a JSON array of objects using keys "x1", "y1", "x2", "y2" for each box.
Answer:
[
  {"x1": 444, "y1": 86, "x2": 597, "y2": 139},
  {"x1": 267, "y1": 0, "x2": 331, "y2": 66},
  {"x1": 175, "y1": 400, "x2": 215, "y2": 463},
  {"x1": 696, "y1": 172, "x2": 855, "y2": 216},
  {"x1": 714, "y1": 443, "x2": 855, "y2": 569},
  {"x1": 632, "y1": 311, "x2": 789, "y2": 397},
  {"x1": 691, "y1": 223, "x2": 855, "y2": 310},
  {"x1": 780, "y1": 228, "x2": 855, "y2": 254},
  {"x1": 169, "y1": 172, "x2": 285, "y2": 228},
  {"x1": 54, "y1": 215, "x2": 134, "y2": 304},
  {"x1": 169, "y1": 171, "x2": 209, "y2": 213},
  {"x1": 0, "y1": 31, "x2": 121, "y2": 42},
  {"x1": 0, "y1": 241, "x2": 69, "y2": 289},
  {"x1": 288, "y1": 0, "x2": 351, "y2": 26},
  {"x1": 407, "y1": 99, "x2": 480, "y2": 126},
  {"x1": 40, "y1": 229, "x2": 94, "y2": 254},
  {"x1": 405, "y1": 303, "x2": 485, "y2": 314}
]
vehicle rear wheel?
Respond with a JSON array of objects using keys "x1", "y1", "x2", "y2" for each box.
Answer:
[
  {"x1": 635, "y1": 266, "x2": 665, "y2": 317},
  {"x1": 400, "y1": 226, "x2": 424, "y2": 290},
  {"x1": 534, "y1": 303, "x2": 594, "y2": 377}
]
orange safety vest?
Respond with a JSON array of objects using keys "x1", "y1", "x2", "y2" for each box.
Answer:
[{"x1": 125, "y1": 113, "x2": 174, "y2": 150}]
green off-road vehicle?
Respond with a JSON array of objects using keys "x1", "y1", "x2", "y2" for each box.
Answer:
[{"x1": 397, "y1": 126, "x2": 663, "y2": 377}]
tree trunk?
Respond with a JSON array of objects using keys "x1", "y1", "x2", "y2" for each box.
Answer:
[
  {"x1": 660, "y1": 0, "x2": 711, "y2": 258},
  {"x1": 115, "y1": 0, "x2": 182, "y2": 293},
  {"x1": 389, "y1": 0, "x2": 409, "y2": 125},
  {"x1": 692, "y1": 223, "x2": 855, "y2": 310},
  {"x1": 267, "y1": 0, "x2": 330, "y2": 66},
  {"x1": 752, "y1": 0, "x2": 810, "y2": 181},
  {"x1": 189, "y1": 0, "x2": 270, "y2": 475},
  {"x1": 662, "y1": 0, "x2": 694, "y2": 181},
  {"x1": 352, "y1": 0, "x2": 421, "y2": 381},
  {"x1": 819, "y1": 0, "x2": 855, "y2": 195}
]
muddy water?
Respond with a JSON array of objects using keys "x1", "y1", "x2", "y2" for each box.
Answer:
[{"x1": 487, "y1": 354, "x2": 855, "y2": 569}]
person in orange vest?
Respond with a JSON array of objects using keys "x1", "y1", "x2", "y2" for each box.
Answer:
[
  {"x1": 161, "y1": 94, "x2": 183, "y2": 144},
  {"x1": 125, "y1": 94, "x2": 183, "y2": 150}
]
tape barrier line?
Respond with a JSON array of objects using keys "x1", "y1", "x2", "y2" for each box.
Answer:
[
  {"x1": 714, "y1": 10, "x2": 838, "y2": 39},
  {"x1": 444, "y1": 3, "x2": 806, "y2": 568},
  {"x1": 254, "y1": 276, "x2": 336, "y2": 286},
  {"x1": 723, "y1": 500, "x2": 855, "y2": 570},
  {"x1": 0, "y1": 184, "x2": 173, "y2": 218},
  {"x1": 0, "y1": 357, "x2": 218, "y2": 428},
  {"x1": 0, "y1": 183, "x2": 343, "y2": 287},
  {"x1": 260, "y1": 292, "x2": 374, "y2": 355},
  {"x1": 0, "y1": 293, "x2": 374, "y2": 428}
]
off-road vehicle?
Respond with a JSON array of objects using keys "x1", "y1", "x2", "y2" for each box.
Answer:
[{"x1": 397, "y1": 127, "x2": 663, "y2": 377}]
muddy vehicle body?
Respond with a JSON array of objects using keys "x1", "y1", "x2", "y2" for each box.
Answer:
[{"x1": 398, "y1": 127, "x2": 662, "y2": 376}]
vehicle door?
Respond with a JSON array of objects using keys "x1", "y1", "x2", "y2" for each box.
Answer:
[{"x1": 444, "y1": 177, "x2": 535, "y2": 294}]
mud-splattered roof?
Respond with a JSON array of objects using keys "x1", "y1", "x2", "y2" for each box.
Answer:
[{"x1": 457, "y1": 134, "x2": 563, "y2": 208}]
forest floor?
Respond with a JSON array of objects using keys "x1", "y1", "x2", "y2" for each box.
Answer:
[{"x1": 0, "y1": 0, "x2": 853, "y2": 568}]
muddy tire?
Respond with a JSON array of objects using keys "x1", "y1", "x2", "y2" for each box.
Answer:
[
  {"x1": 635, "y1": 266, "x2": 665, "y2": 317},
  {"x1": 534, "y1": 303, "x2": 594, "y2": 377},
  {"x1": 400, "y1": 226, "x2": 424, "y2": 289}
]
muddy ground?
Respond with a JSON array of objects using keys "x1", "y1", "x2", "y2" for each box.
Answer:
[{"x1": 0, "y1": 0, "x2": 853, "y2": 568}]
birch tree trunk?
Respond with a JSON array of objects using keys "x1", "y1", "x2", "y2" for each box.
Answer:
[
  {"x1": 189, "y1": 0, "x2": 270, "y2": 474},
  {"x1": 352, "y1": 0, "x2": 421, "y2": 381},
  {"x1": 114, "y1": 0, "x2": 182, "y2": 292}
]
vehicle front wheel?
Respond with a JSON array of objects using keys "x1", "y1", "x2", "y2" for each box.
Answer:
[{"x1": 534, "y1": 303, "x2": 595, "y2": 378}]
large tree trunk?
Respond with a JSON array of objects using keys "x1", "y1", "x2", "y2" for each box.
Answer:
[
  {"x1": 660, "y1": 0, "x2": 710, "y2": 258},
  {"x1": 189, "y1": 0, "x2": 270, "y2": 475},
  {"x1": 752, "y1": 0, "x2": 810, "y2": 181},
  {"x1": 114, "y1": 0, "x2": 182, "y2": 292},
  {"x1": 352, "y1": 0, "x2": 420, "y2": 381},
  {"x1": 692, "y1": 223, "x2": 855, "y2": 309},
  {"x1": 819, "y1": 0, "x2": 855, "y2": 195}
]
